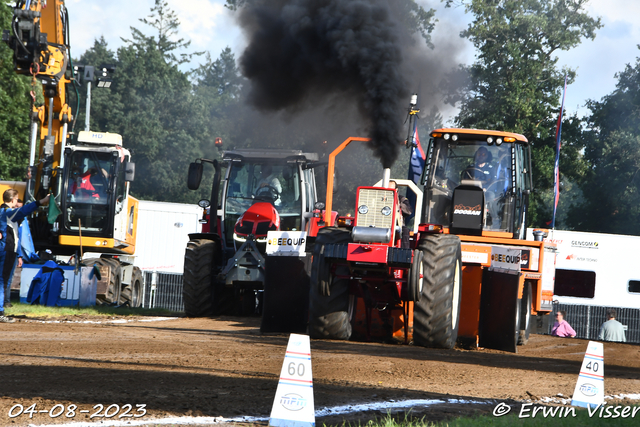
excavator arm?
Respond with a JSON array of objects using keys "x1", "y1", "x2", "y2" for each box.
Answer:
[{"x1": 2, "y1": 0, "x2": 75, "y2": 201}]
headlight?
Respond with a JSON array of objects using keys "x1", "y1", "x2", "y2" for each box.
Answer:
[
  {"x1": 381, "y1": 206, "x2": 392, "y2": 216},
  {"x1": 358, "y1": 205, "x2": 369, "y2": 214},
  {"x1": 233, "y1": 233, "x2": 246, "y2": 242}
]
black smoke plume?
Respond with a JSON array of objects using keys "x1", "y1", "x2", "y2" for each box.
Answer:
[{"x1": 238, "y1": 0, "x2": 410, "y2": 168}]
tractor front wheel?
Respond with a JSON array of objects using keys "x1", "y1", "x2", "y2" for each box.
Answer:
[
  {"x1": 308, "y1": 227, "x2": 352, "y2": 340},
  {"x1": 95, "y1": 258, "x2": 122, "y2": 306},
  {"x1": 183, "y1": 239, "x2": 218, "y2": 317},
  {"x1": 121, "y1": 267, "x2": 143, "y2": 308},
  {"x1": 413, "y1": 234, "x2": 462, "y2": 349}
]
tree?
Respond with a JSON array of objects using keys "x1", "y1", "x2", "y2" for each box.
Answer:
[
  {"x1": 98, "y1": 0, "x2": 207, "y2": 203},
  {"x1": 125, "y1": 0, "x2": 200, "y2": 66},
  {"x1": 447, "y1": 0, "x2": 601, "y2": 227},
  {"x1": 194, "y1": 48, "x2": 243, "y2": 100},
  {"x1": 0, "y1": 3, "x2": 32, "y2": 181},
  {"x1": 566, "y1": 52, "x2": 640, "y2": 234}
]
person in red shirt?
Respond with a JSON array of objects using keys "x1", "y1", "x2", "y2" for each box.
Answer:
[
  {"x1": 71, "y1": 168, "x2": 108, "y2": 200},
  {"x1": 551, "y1": 310, "x2": 577, "y2": 338}
]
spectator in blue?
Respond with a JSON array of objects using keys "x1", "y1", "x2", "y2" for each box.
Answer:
[
  {"x1": 0, "y1": 190, "x2": 49, "y2": 322},
  {"x1": 1, "y1": 192, "x2": 22, "y2": 308}
]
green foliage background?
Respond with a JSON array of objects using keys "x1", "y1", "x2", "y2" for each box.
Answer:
[
  {"x1": 2, "y1": 0, "x2": 640, "y2": 234},
  {"x1": 0, "y1": 2, "x2": 31, "y2": 181}
]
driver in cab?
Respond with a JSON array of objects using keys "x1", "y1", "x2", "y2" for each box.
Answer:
[
  {"x1": 256, "y1": 164, "x2": 282, "y2": 206},
  {"x1": 461, "y1": 146, "x2": 496, "y2": 185},
  {"x1": 70, "y1": 167, "x2": 109, "y2": 202},
  {"x1": 461, "y1": 146, "x2": 501, "y2": 228}
]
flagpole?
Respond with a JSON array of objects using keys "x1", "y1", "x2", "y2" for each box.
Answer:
[{"x1": 551, "y1": 75, "x2": 568, "y2": 231}]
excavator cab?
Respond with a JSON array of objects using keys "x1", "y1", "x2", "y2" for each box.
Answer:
[
  {"x1": 56, "y1": 131, "x2": 137, "y2": 254},
  {"x1": 421, "y1": 129, "x2": 532, "y2": 239},
  {"x1": 63, "y1": 151, "x2": 113, "y2": 231}
]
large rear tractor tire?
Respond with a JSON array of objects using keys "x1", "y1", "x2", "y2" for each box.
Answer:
[
  {"x1": 413, "y1": 234, "x2": 462, "y2": 349},
  {"x1": 518, "y1": 282, "x2": 531, "y2": 345},
  {"x1": 121, "y1": 267, "x2": 143, "y2": 308},
  {"x1": 308, "y1": 227, "x2": 352, "y2": 340},
  {"x1": 183, "y1": 239, "x2": 217, "y2": 317}
]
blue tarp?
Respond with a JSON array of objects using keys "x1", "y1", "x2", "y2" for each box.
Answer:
[{"x1": 27, "y1": 260, "x2": 64, "y2": 306}]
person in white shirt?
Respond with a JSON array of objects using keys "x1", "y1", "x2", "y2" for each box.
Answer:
[{"x1": 255, "y1": 164, "x2": 282, "y2": 206}]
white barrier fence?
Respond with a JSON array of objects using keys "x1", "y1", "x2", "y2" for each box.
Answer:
[{"x1": 142, "y1": 271, "x2": 185, "y2": 313}]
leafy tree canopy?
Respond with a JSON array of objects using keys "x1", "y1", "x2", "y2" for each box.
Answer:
[
  {"x1": 566, "y1": 51, "x2": 640, "y2": 234},
  {"x1": 446, "y1": 0, "x2": 601, "y2": 227},
  {"x1": 122, "y1": 0, "x2": 202, "y2": 66},
  {"x1": 0, "y1": 3, "x2": 32, "y2": 181}
]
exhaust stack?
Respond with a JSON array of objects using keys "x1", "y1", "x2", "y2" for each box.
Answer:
[{"x1": 382, "y1": 168, "x2": 391, "y2": 188}]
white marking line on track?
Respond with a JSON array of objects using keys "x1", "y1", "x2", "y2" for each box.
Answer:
[
  {"x1": 24, "y1": 317, "x2": 178, "y2": 324},
  {"x1": 26, "y1": 394, "x2": 640, "y2": 427},
  {"x1": 26, "y1": 399, "x2": 490, "y2": 427}
]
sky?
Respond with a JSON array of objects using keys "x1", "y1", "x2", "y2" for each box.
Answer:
[{"x1": 63, "y1": 0, "x2": 640, "y2": 123}]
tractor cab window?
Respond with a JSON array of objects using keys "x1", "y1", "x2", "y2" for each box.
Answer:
[
  {"x1": 224, "y1": 162, "x2": 303, "y2": 247},
  {"x1": 426, "y1": 139, "x2": 513, "y2": 231},
  {"x1": 64, "y1": 151, "x2": 115, "y2": 233}
]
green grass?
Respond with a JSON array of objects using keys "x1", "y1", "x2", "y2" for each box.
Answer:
[
  {"x1": 330, "y1": 405, "x2": 640, "y2": 427},
  {"x1": 5, "y1": 301, "x2": 180, "y2": 318}
]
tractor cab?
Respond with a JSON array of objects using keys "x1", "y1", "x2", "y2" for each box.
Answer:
[
  {"x1": 188, "y1": 148, "x2": 321, "y2": 256},
  {"x1": 221, "y1": 149, "x2": 320, "y2": 252},
  {"x1": 184, "y1": 148, "x2": 322, "y2": 319},
  {"x1": 421, "y1": 129, "x2": 532, "y2": 239}
]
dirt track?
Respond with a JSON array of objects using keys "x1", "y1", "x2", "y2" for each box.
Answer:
[{"x1": 1, "y1": 315, "x2": 639, "y2": 426}]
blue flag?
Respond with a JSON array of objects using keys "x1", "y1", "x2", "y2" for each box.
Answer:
[
  {"x1": 406, "y1": 122, "x2": 425, "y2": 220},
  {"x1": 407, "y1": 122, "x2": 425, "y2": 185}
]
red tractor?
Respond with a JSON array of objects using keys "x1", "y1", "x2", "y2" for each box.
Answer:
[
  {"x1": 308, "y1": 137, "x2": 460, "y2": 347},
  {"x1": 309, "y1": 130, "x2": 556, "y2": 352},
  {"x1": 184, "y1": 148, "x2": 325, "y2": 332}
]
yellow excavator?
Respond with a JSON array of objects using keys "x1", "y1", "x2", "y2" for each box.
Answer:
[{"x1": 2, "y1": 0, "x2": 143, "y2": 307}]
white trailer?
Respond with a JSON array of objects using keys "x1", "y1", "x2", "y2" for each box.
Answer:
[
  {"x1": 136, "y1": 201, "x2": 203, "y2": 274},
  {"x1": 528, "y1": 229, "x2": 640, "y2": 308},
  {"x1": 527, "y1": 229, "x2": 640, "y2": 343}
]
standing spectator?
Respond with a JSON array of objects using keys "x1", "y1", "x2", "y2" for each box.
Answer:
[
  {"x1": 0, "y1": 190, "x2": 49, "y2": 322},
  {"x1": 551, "y1": 310, "x2": 577, "y2": 338},
  {"x1": 598, "y1": 309, "x2": 626, "y2": 342},
  {"x1": 1, "y1": 192, "x2": 23, "y2": 308}
]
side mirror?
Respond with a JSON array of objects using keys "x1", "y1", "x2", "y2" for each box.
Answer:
[
  {"x1": 124, "y1": 161, "x2": 135, "y2": 182},
  {"x1": 187, "y1": 162, "x2": 203, "y2": 190}
]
